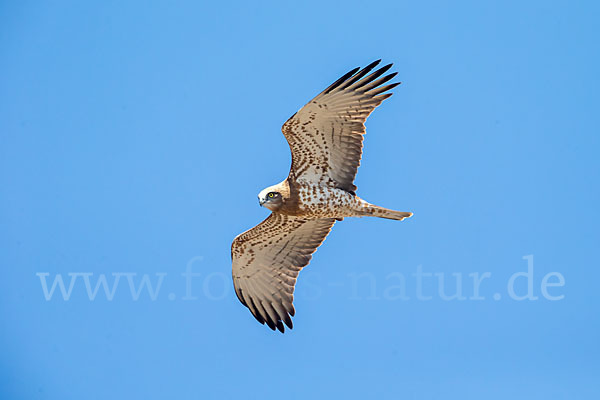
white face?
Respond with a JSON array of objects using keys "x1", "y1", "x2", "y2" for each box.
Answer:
[{"x1": 258, "y1": 186, "x2": 283, "y2": 211}]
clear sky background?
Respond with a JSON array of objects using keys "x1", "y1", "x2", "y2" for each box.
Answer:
[{"x1": 1, "y1": 1, "x2": 599, "y2": 399}]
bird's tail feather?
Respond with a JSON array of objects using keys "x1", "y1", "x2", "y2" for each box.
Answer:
[{"x1": 357, "y1": 204, "x2": 413, "y2": 221}]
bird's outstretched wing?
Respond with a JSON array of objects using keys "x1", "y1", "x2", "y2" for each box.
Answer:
[
  {"x1": 282, "y1": 60, "x2": 399, "y2": 193},
  {"x1": 231, "y1": 213, "x2": 335, "y2": 332}
]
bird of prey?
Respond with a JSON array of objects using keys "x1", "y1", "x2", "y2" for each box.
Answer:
[{"x1": 231, "y1": 60, "x2": 412, "y2": 332}]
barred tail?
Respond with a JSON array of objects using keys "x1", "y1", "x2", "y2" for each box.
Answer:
[{"x1": 356, "y1": 202, "x2": 413, "y2": 221}]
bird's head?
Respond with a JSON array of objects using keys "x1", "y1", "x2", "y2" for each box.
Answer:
[{"x1": 258, "y1": 185, "x2": 284, "y2": 212}]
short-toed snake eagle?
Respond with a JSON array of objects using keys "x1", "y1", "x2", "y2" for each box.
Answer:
[{"x1": 231, "y1": 60, "x2": 412, "y2": 332}]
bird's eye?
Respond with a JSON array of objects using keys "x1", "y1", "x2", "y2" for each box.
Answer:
[{"x1": 268, "y1": 192, "x2": 275, "y2": 198}]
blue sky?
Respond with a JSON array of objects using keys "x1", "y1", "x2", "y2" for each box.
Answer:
[{"x1": 1, "y1": 1, "x2": 599, "y2": 399}]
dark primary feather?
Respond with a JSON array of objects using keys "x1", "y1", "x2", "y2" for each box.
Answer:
[
  {"x1": 323, "y1": 66, "x2": 361, "y2": 94},
  {"x1": 338, "y1": 59, "x2": 382, "y2": 90},
  {"x1": 353, "y1": 63, "x2": 393, "y2": 90}
]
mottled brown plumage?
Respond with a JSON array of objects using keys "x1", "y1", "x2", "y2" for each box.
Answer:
[{"x1": 231, "y1": 60, "x2": 412, "y2": 332}]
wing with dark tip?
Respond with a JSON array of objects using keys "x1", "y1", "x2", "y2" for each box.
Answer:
[
  {"x1": 231, "y1": 213, "x2": 335, "y2": 333},
  {"x1": 282, "y1": 60, "x2": 399, "y2": 193}
]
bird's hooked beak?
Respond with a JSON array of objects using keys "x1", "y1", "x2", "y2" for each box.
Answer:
[{"x1": 258, "y1": 197, "x2": 265, "y2": 207}]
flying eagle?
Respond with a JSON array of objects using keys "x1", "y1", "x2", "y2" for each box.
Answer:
[{"x1": 231, "y1": 60, "x2": 412, "y2": 332}]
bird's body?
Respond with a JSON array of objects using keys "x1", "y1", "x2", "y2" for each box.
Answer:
[
  {"x1": 258, "y1": 180, "x2": 411, "y2": 220},
  {"x1": 231, "y1": 60, "x2": 412, "y2": 332},
  {"x1": 295, "y1": 182, "x2": 361, "y2": 218}
]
